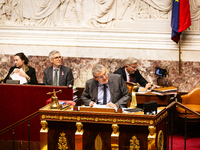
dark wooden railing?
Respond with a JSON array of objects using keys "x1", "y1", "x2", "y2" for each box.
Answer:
[
  {"x1": 167, "y1": 101, "x2": 200, "y2": 150},
  {"x1": 0, "y1": 111, "x2": 40, "y2": 150}
]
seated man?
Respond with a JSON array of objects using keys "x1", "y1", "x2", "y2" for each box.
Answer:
[
  {"x1": 43, "y1": 50, "x2": 74, "y2": 86},
  {"x1": 81, "y1": 64, "x2": 131, "y2": 108},
  {"x1": 114, "y1": 57, "x2": 152, "y2": 92}
]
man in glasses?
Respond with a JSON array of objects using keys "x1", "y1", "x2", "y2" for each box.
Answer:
[
  {"x1": 43, "y1": 50, "x2": 74, "y2": 86},
  {"x1": 81, "y1": 64, "x2": 131, "y2": 108},
  {"x1": 114, "y1": 57, "x2": 152, "y2": 92}
]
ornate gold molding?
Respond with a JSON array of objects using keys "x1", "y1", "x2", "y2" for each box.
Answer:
[
  {"x1": 157, "y1": 130, "x2": 164, "y2": 150},
  {"x1": 75, "y1": 122, "x2": 84, "y2": 135},
  {"x1": 130, "y1": 136, "x2": 140, "y2": 150},
  {"x1": 42, "y1": 115, "x2": 155, "y2": 125},
  {"x1": 58, "y1": 132, "x2": 68, "y2": 150},
  {"x1": 147, "y1": 126, "x2": 156, "y2": 150},
  {"x1": 155, "y1": 112, "x2": 168, "y2": 124},
  {"x1": 95, "y1": 134, "x2": 102, "y2": 150}
]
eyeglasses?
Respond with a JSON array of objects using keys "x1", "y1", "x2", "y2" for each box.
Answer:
[
  {"x1": 95, "y1": 72, "x2": 107, "y2": 79},
  {"x1": 53, "y1": 56, "x2": 61, "y2": 60},
  {"x1": 128, "y1": 65, "x2": 137, "y2": 70}
]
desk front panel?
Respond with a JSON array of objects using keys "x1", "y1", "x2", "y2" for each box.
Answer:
[{"x1": 40, "y1": 107, "x2": 168, "y2": 150}]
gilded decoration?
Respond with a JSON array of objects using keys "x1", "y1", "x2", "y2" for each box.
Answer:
[
  {"x1": 42, "y1": 115, "x2": 45, "y2": 119},
  {"x1": 111, "y1": 124, "x2": 119, "y2": 137},
  {"x1": 77, "y1": 116, "x2": 81, "y2": 121},
  {"x1": 147, "y1": 126, "x2": 156, "y2": 150},
  {"x1": 75, "y1": 122, "x2": 84, "y2": 135},
  {"x1": 150, "y1": 120, "x2": 154, "y2": 125},
  {"x1": 42, "y1": 114, "x2": 155, "y2": 125},
  {"x1": 155, "y1": 112, "x2": 168, "y2": 124},
  {"x1": 40, "y1": 120, "x2": 48, "y2": 132},
  {"x1": 59, "y1": 116, "x2": 63, "y2": 120},
  {"x1": 58, "y1": 132, "x2": 68, "y2": 150},
  {"x1": 95, "y1": 117, "x2": 99, "y2": 122},
  {"x1": 130, "y1": 136, "x2": 140, "y2": 150},
  {"x1": 95, "y1": 134, "x2": 102, "y2": 150},
  {"x1": 157, "y1": 130, "x2": 164, "y2": 150}
]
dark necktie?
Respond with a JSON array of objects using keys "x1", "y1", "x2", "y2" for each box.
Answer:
[
  {"x1": 129, "y1": 74, "x2": 132, "y2": 82},
  {"x1": 103, "y1": 84, "x2": 107, "y2": 105},
  {"x1": 53, "y1": 69, "x2": 58, "y2": 86}
]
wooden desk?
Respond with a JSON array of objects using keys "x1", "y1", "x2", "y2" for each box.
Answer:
[
  {"x1": 75, "y1": 87, "x2": 174, "y2": 106},
  {"x1": 136, "y1": 92, "x2": 172, "y2": 106},
  {"x1": 39, "y1": 106, "x2": 168, "y2": 150}
]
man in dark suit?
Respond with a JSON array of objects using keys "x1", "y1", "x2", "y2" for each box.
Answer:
[
  {"x1": 114, "y1": 57, "x2": 152, "y2": 92},
  {"x1": 81, "y1": 64, "x2": 131, "y2": 108},
  {"x1": 43, "y1": 50, "x2": 74, "y2": 86}
]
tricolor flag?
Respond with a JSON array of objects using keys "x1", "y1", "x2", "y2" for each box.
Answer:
[{"x1": 171, "y1": 0, "x2": 191, "y2": 43}]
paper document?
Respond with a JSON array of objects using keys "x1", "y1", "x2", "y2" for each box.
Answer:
[
  {"x1": 10, "y1": 68, "x2": 27, "y2": 84},
  {"x1": 93, "y1": 103, "x2": 108, "y2": 108}
]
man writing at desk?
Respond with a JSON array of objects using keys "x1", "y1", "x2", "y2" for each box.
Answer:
[
  {"x1": 114, "y1": 57, "x2": 154, "y2": 92},
  {"x1": 81, "y1": 64, "x2": 131, "y2": 108}
]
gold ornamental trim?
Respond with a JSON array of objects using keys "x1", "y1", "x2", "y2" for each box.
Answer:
[
  {"x1": 80, "y1": 117, "x2": 95, "y2": 121},
  {"x1": 59, "y1": 116, "x2": 63, "y2": 120},
  {"x1": 149, "y1": 120, "x2": 154, "y2": 125},
  {"x1": 77, "y1": 116, "x2": 81, "y2": 121},
  {"x1": 95, "y1": 117, "x2": 99, "y2": 122},
  {"x1": 130, "y1": 135, "x2": 140, "y2": 150},
  {"x1": 95, "y1": 134, "x2": 102, "y2": 150},
  {"x1": 117, "y1": 119, "x2": 131, "y2": 123},
  {"x1": 42, "y1": 115, "x2": 153, "y2": 125},
  {"x1": 58, "y1": 132, "x2": 68, "y2": 150},
  {"x1": 157, "y1": 130, "x2": 164, "y2": 150},
  {"x1": 131, "y1": 119, "x2": 150, "y2": 124},
  {"x1": 155, "y1": 112, "x2": 168, "y2": 124},
  {"x1": 42, "y1": 115, "x2": 46, "y2": 119}
]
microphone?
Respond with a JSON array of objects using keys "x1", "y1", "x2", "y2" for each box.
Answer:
[
  {"x1": 74, "y1": 97, "x2": 81, "y2": 103},
  {"x1": 61, "y1": 104, "x2": 72, "y2": 110}
]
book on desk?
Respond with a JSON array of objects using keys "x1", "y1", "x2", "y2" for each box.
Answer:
[{"x1": 151, "y1": 86, "x2": 177, "y2": 96}]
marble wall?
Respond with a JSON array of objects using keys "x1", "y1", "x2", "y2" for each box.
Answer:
[{"x1": 1, "y1": 54, "x2": 200, "y2": 92}]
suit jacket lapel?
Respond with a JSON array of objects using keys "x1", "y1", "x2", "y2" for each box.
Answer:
[
  {"x1": 49, "y1": 66, "x2": 53, "y2": 85},
  {"x1": 92, "y1": 80, "x2": 98, "y2": 103},
  {"x1": 59, "y1": 65, "x2": 63, "y2": 86},
  {"x1": 122, "y1": 67, "x2": 127, "y2": 81},
  {"x1": 108, "y1": 74, "x2": 114, "y2": 102}
]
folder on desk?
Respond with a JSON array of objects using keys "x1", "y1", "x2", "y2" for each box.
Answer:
[{"x1": 152, "y1": 86, "x2": 177, "y2": 93}]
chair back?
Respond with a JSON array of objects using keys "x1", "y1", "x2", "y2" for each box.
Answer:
[{"x1": 181, "y1": 86, "x2": 200, "y2": 105}]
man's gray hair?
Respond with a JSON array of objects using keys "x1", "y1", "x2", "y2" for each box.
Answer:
[
  {"x1": 124, "y1": 57, "x2": 137, "y2": 66},
  {"x1": 49, "y1": 50, "x2": 60, "y2": 59},
  {"x1": 92, "y1": 64, "x2": 106, "y2": 77}
]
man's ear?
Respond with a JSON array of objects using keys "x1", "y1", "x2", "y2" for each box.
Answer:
[
  {"x1": 50, "y1": 59, "x2": 53, "y2": 63},
  {"x1": 93, "y1": 77, "x2": 98, "y2": 81}
]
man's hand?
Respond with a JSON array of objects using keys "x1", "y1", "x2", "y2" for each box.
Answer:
[
  {"x1": 139, "y1": 83, "x2": 152, "y2": 92},
  {"x1": 151, "y1": 84, "x2": 160, "y2": 90},
  {"x1": 89, "y1": 101, "x2": 95, "y2": 107},
  {"x1": 106, "y1": 102, "x2": 117, "y2": 108}
]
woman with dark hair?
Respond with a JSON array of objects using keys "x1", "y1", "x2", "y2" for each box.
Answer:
[{"x1": 4, "y1": 52, "x2": 38, "y2": 84}]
